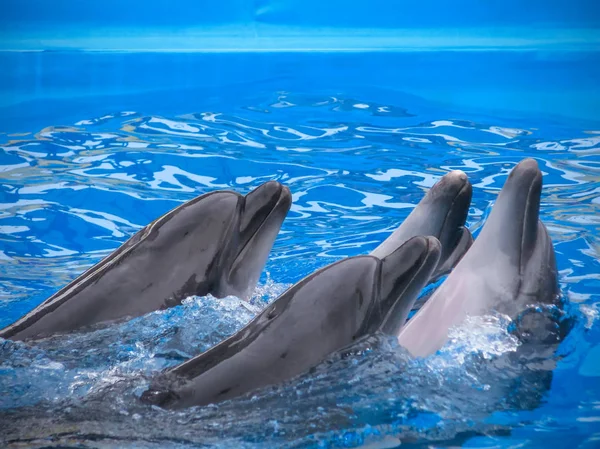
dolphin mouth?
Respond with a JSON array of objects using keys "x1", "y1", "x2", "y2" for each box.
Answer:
[
  {"x1": 438, "y1": 171, "x2": 470, "y2": 228},
  {"x1": 511, "y1": 159, "x2": 543, "y2": 271},
  {"x1": 474, "y1": 158, "x2": 542, "y2": 275},
  {"x1": 434, "y1": 170, "x2": 472, "y2": 260},
  {"x1": 226, "y1": 182, "x2": 292, "y2": 289},
  {"x1": 405, "y1": 236, "x2": 443, "y2": 291},
  {"x1": 513, "y1": 159, "x2": 542, "y2": 213},
  {"x1": 237, "y1": 182, "x2": 291, "y2": 256},
  {"x1": 378, "y1": 235, "x2": 442, "y2": 335}
]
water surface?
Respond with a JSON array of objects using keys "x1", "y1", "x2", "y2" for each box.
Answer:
[{"x1": 0, "y1": 52, "x2": 599, "y2": 448}]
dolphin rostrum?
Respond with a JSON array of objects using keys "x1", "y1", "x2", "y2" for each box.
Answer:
[{"x1": 0, "y1": 181, "x2": 292, "y2": 341}]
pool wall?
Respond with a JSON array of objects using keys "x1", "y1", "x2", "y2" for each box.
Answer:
[
  {"x1": 1, "y1": 1, "x2": 599, "y2": 127},
  {"x1": 1, "y1": 0, "x2": 599, "y2": 52}
]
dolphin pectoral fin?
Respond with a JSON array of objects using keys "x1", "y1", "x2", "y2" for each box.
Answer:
[
  {"x1": 431, "y1": 226, "x2": 473, "y2": 281},
  {"x1": 376, "y1": 236, "x2": 441, "y2": 336}
]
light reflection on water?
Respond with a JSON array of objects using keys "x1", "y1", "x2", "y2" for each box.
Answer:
[{"x1": 0, "y1": 90, "x2": 599, "y2": 447}]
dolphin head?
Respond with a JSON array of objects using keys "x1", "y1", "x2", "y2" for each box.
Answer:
[
  {"x1": 474, "y1": 159, "x2": 542, "y2": 269},
  {"x1": 0, "y1": 181, "x2": 291, "y2": 341},
  {"x1": 215, "y1": 181, "x2": 292, "y2": 299},
  {"x1": 417, "y1": 171, "x2": 472, "y2": 276},
  {"x1": 474, "y1": 158, "x2": 558, "y2": 306},
  {"x1": 133, "y1": 180, "x2": 291, "y2": 304},
  {"x1": 422, "y1": 171, "x2": 474, "y2": 277},
  {"x1": 364, "y1": 236, "x2": 442, "y2": 336},
  {"x1": 371, "y1": 170, "x2": 472, "y2": 279}
]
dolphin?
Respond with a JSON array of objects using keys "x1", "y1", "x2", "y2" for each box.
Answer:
[
  {"x1": 371, "y1": 170, "x2": 473, "y2": 281},
  {"x1": 398, "y1": 158, "x2": 560, "y2": 357},
  {"x1": 141, "y1": 235, "x2": 442, "y2": 409},
  {"x1": 0, "y1": 181, "x2": 292, "y2": 341}
]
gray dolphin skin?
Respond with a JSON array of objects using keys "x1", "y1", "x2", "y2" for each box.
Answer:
[
  {"x1": 398, "y1": 158, "x2": 560, "y2": 357},
  {"x1": 142, "y1": 235, "x2": 442, "y2": 409},
  {"x1": 371, "y1": 170, "x2": 473, "y2": 280},
  {"x1": 0, "y1": 181, "x2": 292, "y2": 341}
]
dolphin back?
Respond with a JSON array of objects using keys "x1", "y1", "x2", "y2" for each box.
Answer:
[{"x1": 0, "y1": 191, "x2": 243, "y2": 340}]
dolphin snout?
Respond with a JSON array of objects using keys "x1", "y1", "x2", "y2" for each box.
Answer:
[
  {"x1": 279, "y1": 184, "x2": 292, "y2": 209},
  {"x1": 499, "y1": 158, "x2": 542, "y2": 215},
  {"x1": 245, "y1": 180, "x2": 283, "y2": 207},
  {"x1": 417, "y1": 235, "x2": 443, "y2": 274},
  {"x1": 506, "y1": 158, "x2": 542, "y2": 191},
  {"x1": 511, "y1": 157, "x2": 539, "y2": 176},
  {"x1": 424, "y1": 234, "x2": 442, "y2": 257},
  {"x1": 240, "y1": 181, "x2": 290, "y2": 234},
  {"x1": 445, "y1": 170, "x2": 468, "y2": 185},
  {"x1": 376, "y1": 235, "x2": 442, "y2": 335},
  {"x1": 432, "y1": 170, "x2": 469, "y2": 197},
  {"x1": 397, "y1": 235, "x2": 442, "y2": 264},
  {"x1": 423, "y1": 170, "x2": 472, "y2": 264},
  {"x1": 425, "y1": 170, "x2": 472, "y2": 220},
  {"x1": 253, "y1": 179, "x2": 283, "y2": 195}
]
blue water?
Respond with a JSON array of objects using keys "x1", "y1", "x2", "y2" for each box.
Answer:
[{"x1": 0, "y1": 52, "x2": 599, "y2": 448}]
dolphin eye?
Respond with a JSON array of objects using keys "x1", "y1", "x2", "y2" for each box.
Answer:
[
  {"x1": 267, "y1": 307, "x2": 277, "y2": 320},
  {"x1": 140, "y1": 388, "x2": 179, "y2": 407},
  {"x1": 218, "y1": 387, "x2": 232, "y2": 396}
]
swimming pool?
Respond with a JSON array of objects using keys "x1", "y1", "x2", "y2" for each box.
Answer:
[{"x1": 1, "y1": 15, "x2": 600, "y2": 449}]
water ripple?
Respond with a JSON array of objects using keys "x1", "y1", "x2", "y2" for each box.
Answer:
[{"x1": 0, "y1": 90, "x2": 599, "y2": 447}]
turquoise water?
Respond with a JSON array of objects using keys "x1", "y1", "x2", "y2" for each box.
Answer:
[{"x1": 0, "y1": 52, "x2": 599, "y2": 448}]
